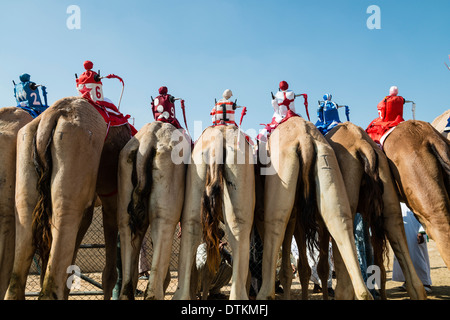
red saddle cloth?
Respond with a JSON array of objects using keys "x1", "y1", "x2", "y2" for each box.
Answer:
[
  {"x1": 262, "y1": 110, "x2": 300, "y2": 135},
  {"x1": 82, "y1": 92, "x2": 137, "y2": 136}
]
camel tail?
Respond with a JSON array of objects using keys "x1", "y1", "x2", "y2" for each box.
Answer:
[
  {"x1": 428, "y1": 133, "x2": 450, "y2": 192},
  {"x1": 356, "y1": 142, "x2": 388, "y2": 268},
  {"x1": 296, "y1": 140, "x2": 319, "y2": 257},
  {"x1": 201, "y1": 156, "x2": 225, "y2": 274},
  {"x1": 31, "y1": 126, "x2": 56, "y2": 261},
  {"x1": 127, "y1": 145, "x2": 156, "y2": 243}
]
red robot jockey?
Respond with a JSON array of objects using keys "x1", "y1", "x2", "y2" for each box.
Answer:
[
  {"x1": 365, "y1": 86, "x2": 405, "y2": 146},
  {"x1": 75, "y1": 60, "x2": 137, "y2": 135},
  {"x1": 256, "y1": 81, "x2": 308, "y2": 142},
  {"x1": 151, "y1": 86, "x2": 189, "y2": 132}
]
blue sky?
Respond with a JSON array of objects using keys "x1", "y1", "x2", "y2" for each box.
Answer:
[{"x1": 1, "y1": 0, "x2": 449, "y2": 139}]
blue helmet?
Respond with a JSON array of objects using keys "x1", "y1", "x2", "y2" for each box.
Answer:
[
  {"x1": 323, "y1": 94, "x2": 332, "y2": 101},
  {"x1": 19, "y1": 73, "x2": 31, "y2": 83}
]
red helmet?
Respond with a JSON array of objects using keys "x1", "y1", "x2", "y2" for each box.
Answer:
[
  {"x1": 76, "y1": 60, "x2": 101, "y2": 85},
  {"x1": 279, "y1": 81, "x2": 289, "y2": 91},
  {"x1": 159, "y1": 86, "x2": 168, "y2": 95}
]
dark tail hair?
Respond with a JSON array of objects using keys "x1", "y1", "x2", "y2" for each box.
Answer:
[
  {"x1": 201, "y1": 159, "x2": 225, "y2": 274},
  {"x1": 356, "y1": 143, "x2": 387, "y2": 273},
  {"x1": 31, "y1": 127, "x2": 55, "y2": 261},
  {"x1": 127, "y1": 147, "x2": 156, "y2": 244},
  {"x1": 295, "y1": 139, "x2": 319, "y2": 258}
]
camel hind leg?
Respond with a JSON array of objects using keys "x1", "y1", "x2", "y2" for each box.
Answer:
[
  {"x1": 256, "y1": 156, "x2": 299, "y2": 300},
  {"x1": 314, "y1": 142, "x2": 372, "y2": 300},
  {"x1": 173, "y1": 163, "x2": 205, "y2": 300},
  {"x1": 5, "y1": 121, "x2": 41, "y2": 300},
  {"x1": 0, "y1": 134, "x2": 19, "y2": 299},
  {"x1": 223, "y1": 183, "x2": 254, "y2": 300},
  {"x1": 39, "y1": 124, "x2": 102, "y2": 300},
  {"x1": 278, "y1": 212, "x2": 296, "y2": 299},
  {"x1": 294, "y1": 227, "x2": 311, "y2": 300}
]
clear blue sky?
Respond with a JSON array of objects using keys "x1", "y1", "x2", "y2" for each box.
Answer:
[{"x1": 1, "y1": 0, "x2": 449, "y2": 139}]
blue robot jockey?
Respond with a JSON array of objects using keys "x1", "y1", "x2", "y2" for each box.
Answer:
[
  {"x1": 315, "y1": 93, "x2": 349, "y2": 135},
  {"x1": 13, "y1": 73, "x2": 49, "y2": 118}
]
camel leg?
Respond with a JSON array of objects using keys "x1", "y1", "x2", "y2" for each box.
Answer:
[
  {"x1": 317, "y1": 226, "x2": 331, "y2": 300},
  {"x1": 223, "y1": 175, "x2": 254, "y2": 300},
  {"x1": 118, "y1": 216, "x2": 147, "y2": 301},
  {"x1": 383, "y1": 204, "x2": 427, "y2": 299},
  {"x1": 144, "y1": 157, "x2": 185, "y2": 300},
  {"x1": 116, "y1": 142, "x2": 147, "y2": 300},
  {"x1": 0, "y1": 166, "x2": 15, "y2": 299},
  {"x1": 99, "y1": 196, "x2": 119, "y2": 300},
  {"x1": 63, "y1": 204, "x2": 95, "y2": 299},
  {"x1": 5, "y1": 123, "x2": 40, "y2": 300},
  {"x1": 40, "y1": 202, "x2": 88, "y2": 300},
  {"x1": 173, "y1": 215, "x2": 202, "y2": 300},
  {"x1": 279, "y1": 214, "x2": 295, "y2": 300},
  {"x1": 256, "y1": 157, "x2": 299, "y2": 300},
  {"x1": 314, "y1": 144, "x2": 372, "y2": 300},
  {"x1": 331, "y1": 241, "x2": 355, "y2": 299},
  {"x1": 145, "y1": 212, "x2": 180, "y2": 300},
  {"x1": 0, "y1": 131, "x2": 19, "y2": 299},
  {"x1": 39, "y1": 123, "x2": 101, "y2": 300},
  {"x1": 173, "y1": 167, "x2": 204, "y2": 300},
  {"x1": 294, "y1": 228, "x2": 310, "y2": 300}
]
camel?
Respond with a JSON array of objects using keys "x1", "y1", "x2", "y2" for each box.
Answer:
[
  {"x1": 117, "y1": 121, "x2": 188, "y2": 300},
  {"x1": 0, "y1": 107, "x2": 33, "y2": 299},
  {"x1": 275, "y1": 123, "x2": 427, "y2": 300},
  {"x1": 431, "y1": 109, "x2": 450, "y2": 139},
  {"x1": 173, "y1": 125, "x2": 255, "y2": 300},
  {"x1": 321, "y1": 122, "x2": 426, "y2": 300},
  {"x1": 5, "y1": 96, "x2": 133, "y2": 300},
  {"x1": 255, "y1": 116, "x2": 373, "y2": 300},
  {"x1": 382, "y1": 120, "x2": 450, "y2": 272}
]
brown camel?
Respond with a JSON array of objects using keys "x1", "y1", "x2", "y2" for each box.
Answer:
[
  {"x1": 382, "y1": 120, "x2": 450, "y2": 272},
  {"x1": 5, "y1": 96, "x2": 133, "y2": 300},
  {"x1": 117, "y1": 121, "x2": 188, "y2": 300},
  {"x1": 323, "y1": 122, "x2": 426, "y2": 300},
  {"x1": 0, "y1": 107, "x2": 33, "y2": 299},
  {"x1": 255, "y1": 116, "x2": 373, "y2": 300},
  {"x1": 173, "y1": 125, "x2": 255, "y2": 300}
]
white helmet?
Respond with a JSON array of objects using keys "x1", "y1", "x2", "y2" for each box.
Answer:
[
  {"x1": 223, "y1": 89, "x2": 233, "y2": 100},
  {"x1": 389, "y1": 86, "x2": 398, "y2": 96}
]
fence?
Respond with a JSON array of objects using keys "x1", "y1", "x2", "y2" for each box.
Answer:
[{"x1": 25, "y1": 205, "x2": 288, "y2": 300}]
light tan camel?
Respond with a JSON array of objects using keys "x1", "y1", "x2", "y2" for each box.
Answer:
[
  {"x1": 382, "y1": 120, "x2": 450, "y2": 272},
  {"x1": 255, "y1": 116, "x2": 373, "y2": 300},
  {"x1": 5, "y1": 97, "x2": 133, "y2": 300},
  {"x1": 0, "y1": 107, "x2": 33, "y2": 299},
  {"x1": 173, "y1": 125, "x2": 255, "y2": 300},
  {"x1": 117, "y1": 121, "x2": 188, "y2": 300}
]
